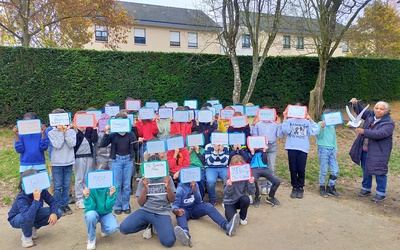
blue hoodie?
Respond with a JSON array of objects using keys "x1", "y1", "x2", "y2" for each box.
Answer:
[
  {"x1": 14, "y1": 133, "x2": 49, "y2": 167},
  {"x1": 171, "y1": 183, "x2": 202, "y2": 212}
]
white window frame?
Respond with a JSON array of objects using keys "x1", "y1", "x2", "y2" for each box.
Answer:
[
  {"x1": 296, "y1": 36, "x2": 304, "y2": 49},
  {"x1": 95, "y1": 25, "x2": 108, "y2": 42},
  {"x1": 242, "y1": 34, "x2": 250, "y2": 48},
  {"x1": 283, "y1": 35, "x2": 291, "y2": 49},
  {"x1": 188, "y1": 32, "x2": 198, "y2": 48},
  {"x1": 134, "y1": 28, "x2": 146, "y2": 44},
  {"x1": 342, "y1": 41, "x2": 349, "y2": 53},
  {"x1": 170, "y1": 31, "x2": 180, "y2": 47}
]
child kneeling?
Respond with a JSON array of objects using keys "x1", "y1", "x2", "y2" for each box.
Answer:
[{"x1": 8, "y1": 169, "x2": 62, "y2": 248}]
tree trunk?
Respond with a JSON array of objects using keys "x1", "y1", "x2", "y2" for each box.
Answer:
[
  {"x1": 230, "y1": 50, "x2": 242, "y2": 104},
  {"x1": 308, "y1": 64, "x2": 327, "y2": 120},
  {"x1": 242, "y1": 63, "x2": 260, "y2": 104}
]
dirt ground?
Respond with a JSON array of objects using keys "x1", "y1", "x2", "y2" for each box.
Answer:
[{"x1": 1, "y1": 183, "x2": 400, "y2": 250}]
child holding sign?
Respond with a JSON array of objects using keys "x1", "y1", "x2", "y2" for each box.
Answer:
[
  {"x1": 170, "y1": 106, "x2": 193, "y2": 143},
  {"x1": 317, "y1": 110, "x2": 340, "y2": 198},
  {"x1": 13, "y1": 112, "x2": 49, "y2": 174},
  {"x1": 8, "y1": 170, "x2": 62, "y2": 248},
  {"x1": 172, "y1": 181, "x2": 240, "y2": 247},
  {"x1": 223, "y1": 155, "x2": 256, "y2": 226},
  {"x1": 83, "y1": 165, "x2": 119, "y2": 250},
  {"x1": 167, "y1": 136, "x2": 190, "y2": 187},
  {"x1": 280, "y1": 104, "x2": 319, "y2": 199},
  {"x1": 193, "y1": 107, "x2": 218, "y2": 145}
]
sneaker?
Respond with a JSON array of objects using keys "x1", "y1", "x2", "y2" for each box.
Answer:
[
  {"x1": 123, "y1": 207, "x2": 131, "y2": 214},
  {"x1": 21, "y1": 235, "x2": 33, "y2": 248},
  {"x1": 76, "y1": 199, "x2": 86, "y2": 209},
  {"x1": 143, "y1": 224, "x2": 153, "y2": 239},
  {"x1": 61, "y1": 206, "x2": 67, "y2": 216},
  {"x1": 266, "y1": 196, "x2": 281, "y2": 206},
  {"x1": 261, "y1": 187, "x2": 268, "y2": 195},
  {"x1": 226, "y1": 213, "x2": 239, "y2": 236},
  {"x1": 296, "y1": 188, "x2": 304, "y2": 199},
  {"x1": 253, "y1": 196, "x2": 261, "y2": 208},
  {"x1": 87, "y1": 238, "x2": 96, "y2": 250},
  {"x1": 326, "y1": 186, "x2": 340, "y2": 197},
  {"x1": 101, "y1": 232, "x2": 109, "y2": 237},
  {"x1": 319, "y1": 186, "x2": 328, "y2": 198},
  {"x1": 372, "y1": 194, "x2": 386, "y2": 202},
  {"x1": 64, "y1": 205, "x2": 73, "y2": 215},
  {"x1": 358, "y1": 189, "x2": 372, "y2": 197},
  {"x1": 240, "y1": 218, "x2": 248, "y2": 226},
  {"x1": 290, "y1": 188, "x2": 297, "y2": 198},
  {"x1": 32, "y1": 227, "x2": 38, "y2": 240},
  {"x1": 174, "y1": 226, "x2": 191, "y2": 246},
  {"x1": 68, "y1": 195, "x2": 75, "y2": 204},
  {"x1": 248, "y1": 195, "x2": 253, "y2": 205},
  {"x1": 114, "y1": 210, "x2": 122, "y2": 215}
]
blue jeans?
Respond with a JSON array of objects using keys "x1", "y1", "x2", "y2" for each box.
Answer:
[
  {"x1": 175, "y1": 202, "x2": 227, "y2": 234},
  {"x1": 120, "y1": 209, "x2": 175, "y2": 247},
  {"x1": 112, "y1": 155, "x2": 133, "y2": 210},
  {"x1": 361, "y1": 151, "x2": 387, "y2": 196},
  {"x1": 318, "y1": 147, "x2": 339, "y2": 186},
  {"x1": 206, "y1": 167, "x2": 228, "y2": 204},
  {"x1": 52, "y1": 165, "x2": 73, "y2": 207},
  {"x1": 9, "y1": 207, "x2": 62, "y2": 237},
  {"x1": 85, "y1": 211, "x2": 119, "y2": 241}
]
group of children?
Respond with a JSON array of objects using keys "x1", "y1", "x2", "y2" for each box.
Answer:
[{"x1": 8, "y1": 100, "x2": 341, "y2": 249}]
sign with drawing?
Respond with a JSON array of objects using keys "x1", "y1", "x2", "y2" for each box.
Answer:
[
  {"x1": 322, "y1": 111, "x2": 343, "y2": 126},
  {"x1": 109, "y1": 118, "x2": 131, "y2": 133},
  {"x1": 158, "y1": 107, "x2": 173, "y2": 119},
  {"x1": 85, "y1": 110, "x2": 102, "y2": 121},
  {"x1": 245, "y1": 106, "x2": 260, "y2": 117},
  {"x1": 87, "y1": 170, "x2": 113, "y2": 189},
  {"x1": 229, "y1": 133, "x2": 246, "y2": 145},
  {"x1": 139, "y1": 107, "x2": 155, "y2": 120},
  {"x1": 184, "y1": 100, "x2": 198, "y2": 110},
  {"x1": 179, "y1": 167, "x2": 202, "y2": 183},
  {"x1": 287, "y1": 105, "x2": 307, "y2": 119},
  {"x1": 220, "y1": 109, "x2": 235, "y2": 120},
  {"x1": 198, "y1": 110, "x2": 213, "y2": 123},
  {"x1": 22, "y1": 171, "x2": 51, "y2": 195},
  {"x1": 147, "y1": 183, "x2": 167, "y2": 196},
  {"x1": 145, "y1": 102, "x2": 159, "y2": 111}
]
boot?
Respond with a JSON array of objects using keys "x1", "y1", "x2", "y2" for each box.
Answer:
[
  {"x1": 319, "y1": 186, "x2": 328, "y2": 198},
  {"x1": 130, "y1": 176, "x2": 134, "y2": 195},
  {"x1": 326, "y1": 185, "x2": 340, "y2": 197}
]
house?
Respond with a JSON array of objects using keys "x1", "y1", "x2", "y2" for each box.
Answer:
[{"x1": 84, "y1": 1, "x2": 221, "y2": 54}]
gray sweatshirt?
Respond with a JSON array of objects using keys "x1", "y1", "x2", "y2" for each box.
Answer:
[
  {"x1": 223, "y1": 177, "x2": 256, "y2": 205},
  {"x1": 48, "y1": 128, "x2": 76, "y2": 166}
]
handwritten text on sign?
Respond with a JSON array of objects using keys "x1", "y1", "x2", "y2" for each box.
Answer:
[
  {"x1": 139, "y1": 108, "x2": 155, "y2": 120},
  {"x1": 180, "y1": 167, "x2": 202, "y2": 183},
  {"x1": 141, "y1": 160, "x2": 169, "y2": 179},
  {"x1": 247, "y1": 136, "x2": 267, "y2": 149},
  {"x1": 22, "y1": 171, "x2": 51, "y2": 195},
  {"x1": 287, "y1": 105, "x2": 307, "y2": 119},
  {"x1": 104, "y1": 106, "x2": 120, "y2": 117},
  {"x1": 229, "y1": 164, "x2": 252, "y2": 182},
  {"x1": 17, "y1": 119, "x2": 42, "y2": 135},
  {"x1": 258, "y1": 109, "x2": 276, "y2": 122},
  {"x1": 74, "y1": 114, "x2": 96, "y2": 128},
  {"x1": 211, "y1": 132, "x2": 229, "y2": 145},
  {"x1": 220, "y1": 109, "x2": 235, "y2": 120},
  {"x1": 125, "y1": 100, "x2": 141, "y2": 111},
  {"x1": 49, "y1": 113, "x2": 70, "y2": 126},
  {"x1": 186, "y1": 133, "x2": 205, "y2": 147},
  {"x1": 146, "y1": 140, "x2": 166, "y2": 154},
  {"x1": 87, "y1": 170, "x2": 113, "y2": 189},
  {"x1": 109, "y1": 118, "x2": 131, "y2": 133},
  {"x1": 230, "y1": 115, "x2": 248, "y2": 128},
  {"x1": 322, "y1": 111, "x2": 343, "y2": 126},
  {"x1": 245, "y1": 106, "x2": 259, "y2": 117},
  {"x1": 229, "y1": 133, "x2": 246, "y2": 145},
  {"x1": 167, "y1": 136, "x2": 185, "y2": 150}
]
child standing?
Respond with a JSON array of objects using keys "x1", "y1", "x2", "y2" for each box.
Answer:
[
  {"x1": 172, "y1": 181, "x2": 240, "y2": 247},
  {"x1": 317, "y1": 117, "x2": 340, "y2": 197},
  {"x1": 8, "y1": 169, "x2": 62, "y2": 248},
  {"x1": 83, "y1": 165, "x2": 119, "y2": 250},
  {"x1": 223, "y1": 155, "x2": 256, "y2": 225}
]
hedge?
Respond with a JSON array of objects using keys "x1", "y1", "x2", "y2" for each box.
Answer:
[{"x1": 1, "y1": 46, "x2": 399, "y2": 125}]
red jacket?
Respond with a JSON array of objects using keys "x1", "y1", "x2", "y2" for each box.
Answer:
[
  {"x1": 167, "y1": 148, "x2": 190, "y2": 173},
  {"x1": 136, "y1": 120, "x2": 158, "y2": 141},
  {"x1": 170, "y1": 122, "x2": 192, "y2": 143}
]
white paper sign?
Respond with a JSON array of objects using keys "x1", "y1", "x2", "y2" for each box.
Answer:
[
  {"x1": 186, "y1": 133, "x2": 205, "y2": 147},
  {"x1": 98, "y1": 118, "x2": 110, "y2": 132},
  {"x1": 139, "y1": 107, "x2": 155, "y2": 120},
  {"x1": 141, "y1": 160, "x2": 169, "y2": 179},
  {"x1": 125, "y1": 100, "x2": 141, "y2": 111},
  {"x1": 87, "y1": 170, "x2": 113, "y2": 189},
  {"x1": 146, "y1": 140, "x2": 166, "y2": 154},
  {"x1": 207, "y1": 100, "x2": 220, "y2": 105},
  {"x1": 85, "y1": 110, "x2": 102, "y2": 121},
  {"x1": 247, "y1": 136, "x2": 267, "y2": 149},
  {"x1": 220, "y1": 109, "x2": 235, "y2": 120},
  {"x1": 173, "y1": 111, "x2": 189, "y2": 122},
  {"x1": 187, "y1": 109, "x2": 198, "y2": 120},
  {"x1": 212, "y1": 104, "x2": 223, "y2": 114},
  {"x1": 211, "y1": 132, "x2": 229, "y2": 145},
  {"x1": 287, "y1": 105, "x2": 307, "y2": 119},
  {"x1": 74, "y1": 114, "x2": 96, "y2": 128},
  {"x1": 127, "y1": 114, "x2": 134, "y2": 125},
  {"x1": 258, "y1": 109, "x2": 276, "y2": 122},
  {"x1": 49, "y1": 113, "x2": 70, "y2": 126},
  {"x1": 198, "y1": 110, "x2": 213, "y2": 123},
  {"x1": 17, "y1": 119, "x2": 42, "y2": 135},
  {"x1": 229, "y1": 164, "x2": 252, "y2": 182},
  {"x1": 165, "y1": 102, "x2": 178, "y2": 111},
  {"x1": 184, "y1": 100, "x2": 198, "y2": 109},
  {"x1": 166, "y1": 136, "x2": 185, "y2": 150},
  {"x1": 109, "y1": 118, "x2": 131, "y2": 133},
  {"x1": 245, "y1": 106, "x2": 260, "y2": 117},
  {"x1": 231, "y1": 105, "x2": 244, "y2": 114},
  {"x1": 230, "y1": 116, "x2": 248, "y2": 128},
  {"x1": 180, "y1": 167, "x2": 202, "y2": 183},
  {"x1": 146, "y1": 102, "x2": 159, "y2": 111},
  {"x1": 158, "y1": 108, "x2": 173, "y2": 119},
  {"x1": 323, "y1": 111, "x2": 343, "y2": 126},
  {"x1": 22, "y1": 171, "x2": 51, "y2": 195},
  {"x1": 207, "y1": 107, "x2": 216, "y2": 116},
  {"x1": 104, "y1": 106, "x2": 120, "y2": 117},
  {"x1": 229, "y1": 133, "x2": 246, "y2": 145}
]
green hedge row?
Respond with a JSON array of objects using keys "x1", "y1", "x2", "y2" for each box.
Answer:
[{"x1": 1, "y1": 46, "x2": 399, "y2": 125}]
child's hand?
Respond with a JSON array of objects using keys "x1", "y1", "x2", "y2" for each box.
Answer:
[
  {"x1": 195, "y1": 117, "x2": 199, "y2": 126},
  {"x1": 104, "y1": 125, "x2": 110, "y2": 134},
  {"x1": 173, "y1": 171, "x2": 180, "y2": 180},
  {"x1": 137, "y1": 115, "x2": 142, "y2": 123},
  {"x1": 194, "y1": 145, "x2": 200, "y2": 153},
  {"x1": 173, "y1": 208, "x2": 185, "y2": 216},
  {"x1": 13, "y1": 125, "x2": 18, "y2": 136},
  {"x1": 83, "y1": 188, "x2": 90, "y2": 198},
  {"x1": 227, "y1": 179, "x2": 232, "y2": 186},
  {"x1": 109, "y1": 186, "x2": 116, "y2": 196},
  {"x1": 170, "y1": 116, "x2": 174, "y2": 123},
  {"x1": 142, "y1": 178, "x2": 149, "y2": 188},
  {"x1": 154, "y1": 114, "x2": 160, "y2": 122},
  {"x1": 306, "y1": 113, "x2": 313, "y2": 122},
  {"x1": 233, "y1": 144, "x2": 240, "y2": 150},
  {"x1": 57, "y1": 124, "x2": 64, "y2": 132},
  {"x1": 252, "y1": 115, "x2": 259, "y2": 125},
  {"x1": 320, "y1": 121, "x2": 325, "y2": 130},
  {"x1": 190, "y1": 181, "x2": 197, "y2": 193},
  {"x1": 138, "y1": 137, "x2": 144, "y2": 143},
  {"x1": 41, "y1": 124, "x2": 47, "y2": 134},
  {"x1": 263, "y1": 145, "x2": 269, "y2": 152},
  {"x1": 189, "y1": 147, "x2": 194, "y2": 153},
  {"x1": 33, "y1": 190, "x2": 42, "y2": 201},
  {"x1": 249, "y1": 176, "x2": 255, "y2": 184},
  {"x1": 164, "y1": 176, "x2": 170, "y2": 188},
  {"x1": 48, "y1": 213, "x2": 58, "y2": 226},
  {"x1": 250, "y1": 148, "x2": 255, "y2": 155}
]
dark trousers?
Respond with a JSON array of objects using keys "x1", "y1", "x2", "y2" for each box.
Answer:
[
  {"x1": 224, "y1": 195, "x2": 250, "y2": 221},
  {"x1": 252, "y1": 168, "x2": 281, "y2": 197},
  {"x1": 288, "y1": 150, "x2": 308, "y2": 188}
]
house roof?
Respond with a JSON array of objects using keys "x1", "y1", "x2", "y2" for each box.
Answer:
[{"x1": 119, "y1": 1, "x2": 221, "y2": 31}]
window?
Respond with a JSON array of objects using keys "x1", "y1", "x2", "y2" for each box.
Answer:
[
  {"x1": 342, "y1": 41, "x2": 349, "y2": 53},
  {"x1": 296, "y1": 37, "x2": 304, "y2": 49},
  {"x1": 283, "y1": 35, "x2": 290, "y2": 49},
  {"x1": 242, "y1": 34, "x2": 250, "y2": 48},
  {"x1": 170, "y1": 31, "x2": 180, "y2": 46},
  {"x1": 134, "y1": 28, "x2": 146, "y2": 44},
  {"x1": 95, "y1": 25, "x2": 108, "y2": 42},
  {"x1": 188, "y1": 32, "x2": 198, "y2": 48}
]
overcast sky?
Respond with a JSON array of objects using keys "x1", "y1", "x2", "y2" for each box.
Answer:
[{"x1": 122, "y1": 0, "x2": 204, "y2": 10}]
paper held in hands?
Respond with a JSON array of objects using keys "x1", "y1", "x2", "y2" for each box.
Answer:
[
  {"x1": 17, "y1": 119, "x2": 42, "y2": 135},
  {"x1": 322, "y1": 111, "x2": 343, "y2": 126},
  {"x1": 186, "y1": 133, "x2": 205, "y2": 147},
  {"x1": 86, "y1": 170, "x2": 114, "y2": 189},
  {"x1": 166, "y1": 136, "x2": 185, "y2": 150},
  {"x1": 179, "y1": 167, "x2": 202, "y2": 183},
  {"x1": 229, "y1": 164, "x2": 252, "y2": 182},
  {"x1": 74, "y1": 113, "x2": 96, "y2": 128},
  {"x1": 146, "y1": 140, "x2": 166, "y2": 154},
  {"x1": 211, "y1": 132, "x2": 229, "y2": 145},
  {"x1": 141, "y1": 160, "x2": 169, "y2": 179},
  {"x1": 257, "y1": 108, "x2": 276, "y2": 122},
  {"x1": 286, "y1": 105, "x2": 307, "y2": 119},
  {"x1": 109, "y1": 118, "x2": 132, "y2": 133},
  {"x1": 247, "y1": 136, "x2": 267, "y2": 149},
  {"x1": 22, "y1": 171, "x2": 51, "y2": 195},
  {"x1": 229, "y1": 115, "x2": 248, "y2": 128},
  {"x1": 125, "y1": 99, "x2": 141, "y2": 111}
]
